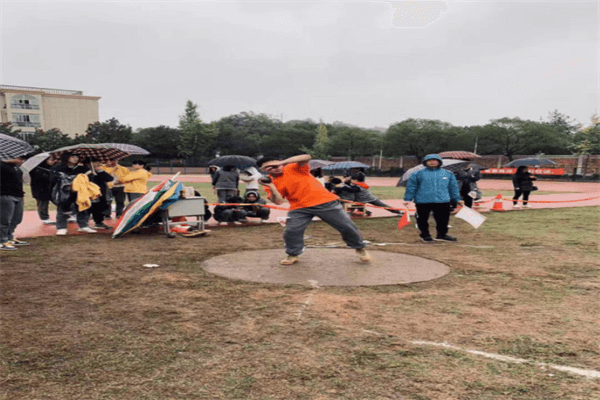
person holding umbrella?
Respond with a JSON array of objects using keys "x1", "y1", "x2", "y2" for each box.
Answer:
[
  {"x1": 257, "y1": 154, "x2": 370, "y2": 265},
  {"x1": 51, "y1": 152, "x2": 95, "y2": 235},
  {"x1": 212, "y1": 165, "x2": 239, "y2": 203},
  {"x1": 512, "y1": 166, "x2": 537, "y2": 209},
  {"x1": 29, "y1": 155, "x2": 58, "y2": 224},
  {"x1": 403, "y1": 154, "x2": 462, "y2": 243}
]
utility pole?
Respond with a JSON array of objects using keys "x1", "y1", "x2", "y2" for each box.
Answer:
[{"x1": 378, "y1": 150, "x2": 383, "y2": 170}]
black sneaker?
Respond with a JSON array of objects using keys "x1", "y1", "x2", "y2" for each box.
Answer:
[
  {"x1": 435, "y1": 235, "x2": 457, "y2": 242},
  {"x1": 421, "y1": 236, "x2": 435, "y2": 243},
  {"x1": 94, "y1": 223, "x2": 111, "y2": 230}
]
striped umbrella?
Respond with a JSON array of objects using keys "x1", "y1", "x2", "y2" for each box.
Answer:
[
  {"x1": 101, "y1": 143, "x2": 150, "y2": 155},
  {"x1": 0, "y1": 133, "x2": 35, "y2": 160},
  {"x1": 50, "y1": 143, "x2": 129, "y2": 163}
]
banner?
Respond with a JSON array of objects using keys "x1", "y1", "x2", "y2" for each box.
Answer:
[{"x1": 481, "y1": 168, "x2": 565, "y2": 176}]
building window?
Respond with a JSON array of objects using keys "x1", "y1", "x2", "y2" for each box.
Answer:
[
  {"x1": 10, "y1": 94, "x2": 40, "y2": 110},
  {"x1": 12, "y1": 113, "x2": 41, "y2": 128}
]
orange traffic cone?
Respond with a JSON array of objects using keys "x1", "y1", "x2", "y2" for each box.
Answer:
[{"x1": 491, "y1": 193, "x2": 505, "y2": 211}]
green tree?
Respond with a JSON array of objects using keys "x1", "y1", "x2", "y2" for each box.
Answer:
[
  {"x1": 0, "y1": 123, "x2": 22, "y2": 138},
  {"x1": 214, "y1": 112, "x2": 282, "y2": 156},
  {"x1": 133, "y1": 125, "x2": 181, "y2": 159},
  {"x1": 177, "y1": 101, "x2": 218, "y2": 158},
  {"x1": 571, "y1": 114, "x2": 600, "y2": 155},
  {"x1": 27, "y1": 128, "x2": 73, "y2": 151},
  {"x1": 300, "y1": 124, "x2": 330, "y2": 159},
  {"x1": 326, "y1": 125, "x2": 381, "y2": 160},
  {"x1": 383, "y1": 119, "x2": 457, "y2": 161},
  {"x1": 85, "y1": 118, "x2": 133, "y2": 143}
]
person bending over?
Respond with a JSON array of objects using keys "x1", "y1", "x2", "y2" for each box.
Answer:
[
  {"x1": 257, "y1": 154, "x2": 370, "y2": 265},
  {"x1": 242, "y1": 190, "x2": 270, "y2": 222}
]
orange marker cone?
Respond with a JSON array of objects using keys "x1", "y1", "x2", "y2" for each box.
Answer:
[{"x1": 491, "y1": 193, "x2": 505, "y2": 212}]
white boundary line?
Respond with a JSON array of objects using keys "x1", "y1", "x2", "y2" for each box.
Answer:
[
  {"x1": 362, "y1": 331, "x2": 600, "y2": 379},
  {"x1": 295, "y1": 280, "x2": 320, "y2": 319}
]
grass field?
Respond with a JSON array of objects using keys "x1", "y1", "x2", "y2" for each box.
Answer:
[{"x1": 1, "y1": 206, "x2": 599, "y2": 399}]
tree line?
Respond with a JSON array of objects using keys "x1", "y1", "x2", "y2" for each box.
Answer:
[{"x1": 2, "y1": 101, "x2": 598, "y2": 163}]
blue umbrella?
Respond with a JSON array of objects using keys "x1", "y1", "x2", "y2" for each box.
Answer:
[
  {"x1": 322, "y1": 161, "x2": 370, "y2": 170},
  {"x1": 505, "y1": 158, "x2": 556, "y2": 167}
]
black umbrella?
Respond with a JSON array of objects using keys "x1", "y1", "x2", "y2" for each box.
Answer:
[
  {"x1": 207, "y1": 155, "x2": 257, "y2": 168},
  {"x1": 505, "y1": 158, "x2": 556, "y2": 167},
  {"x1": 0, "y1": 133, "x2": 35, "y2": 160}
]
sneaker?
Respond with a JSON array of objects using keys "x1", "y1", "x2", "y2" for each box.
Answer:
[
  {"x1": 0, "y1": 242, "x2": 17, "y2": 251},
  {"x1": 356, "y1": 248, "x2": 371, "y2": 262},
  {"x1": 233, "y1": 221, "x2": 243, "y2": 225},
  {"x1": 513, "y1": 205, "x2": 521, "y2": 209},
  {"x1": 238, "y1": 219, "x2": 249, "y2": 224},
  {"x1": 435, "y1": 235, "x2": 457, "y2": 242},
  {"x1": 9, "y1": 239, "x2": 30, "y2": 246},
  {"x1": 261, "y1": 219, "x2": 269, "y2": 223},
  {"x1": 77, "y1": 227, "x2": 97, "y2": 233},
  {"x1": 522, "y1": 204, "x2": 532, "y2": 208},
  {"x1": 67, "y1": 217, "x2": 77, "y2": 223},
  {"x1": 421, "y1": 236, "x2": 435, "y2": 243},
  {"x1": 56, "y1": 229, "x2": 68, "y2": 236},
  {"x1": 280, "y1": 255, "x2": 299, "y2": 265},
  {"x1": 42, "y1": 220, "x2": 56, "y2": 225},
  {"x1": 94, "y1": 223, "x2": 111, "y2": 230},
  {"x1": 219, "y1": 222, "x2": 228, "y2": 226}
]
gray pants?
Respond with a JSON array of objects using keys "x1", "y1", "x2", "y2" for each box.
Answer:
[
  {"x1": 284, "y1": 200, "x2": 365, "y2": 256},
  {"x1": 36, "y1": 199, "x2": 50, "y2": 221},
  {"x1": 56, "y1": 201, "x2": 89, "y2": 230},
  {"x1": 217, "y1": 189, "x2": 238, "y2": 203},
  {"x1": 0, "y1": 196, "x2": 24, "y2": 243}
]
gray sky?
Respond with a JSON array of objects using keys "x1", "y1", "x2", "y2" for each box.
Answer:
[{"x1": 1, "y1": 1, "x2": 598, "y2": 131}]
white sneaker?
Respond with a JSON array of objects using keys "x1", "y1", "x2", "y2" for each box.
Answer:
[
  {"x1": 522, "y1": 205, "x2": 532, "y2": 208},
  {"x1": 219, "y1": 222, "x2": 228, "y2": 226},
  {"x1": 513, "y1": 205, "x2": 521, "y2": 209},
  {"x1": 261, "y1": 219, "x2": 269, "y2": 223},
  {"x1": 42, "y1": 220, "x2": 56, "y2": 225},
  {"x1": 67, "y1": 217, "x2": 77, "y2": 223},
  {"x1": 77, "y1": 227, "x2": 97, "y2": 233},
  {"x1": 233, "y1": 221, "x2": 243, "y2": 225},
  {"x1": 56, "y1": 229, "x2": 67, "y2": 236}
]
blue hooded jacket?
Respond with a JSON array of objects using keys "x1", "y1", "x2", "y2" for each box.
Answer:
[{"x1": 403, "y1": 154, "x2": 461, "y2": 204}]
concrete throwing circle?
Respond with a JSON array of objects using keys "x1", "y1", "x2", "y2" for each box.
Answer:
[{"x1": 201, "y1": 249, "x2": 450, "y2": 287}]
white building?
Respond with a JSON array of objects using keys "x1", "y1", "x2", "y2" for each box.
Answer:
[{"x1": 0, "y1": 85, "x2": 100, "y2": 138}]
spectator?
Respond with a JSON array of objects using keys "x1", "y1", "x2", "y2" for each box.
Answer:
[
  {"x1": 212, "y1": 165, "x2": 239, "y2": 203},
  {"x1": 51, "y1": 152, "x2": 94, "y2": 235},
  {"x1": 29, "y1": 156, "x2": 58, "y2": 224},
  {"x1": 349, "y1": 173, "x2": 401, "y2": 215},
  {"x1": 100, "y1": 160, "x2": 129, "y2": 218},
  {"x1": 213, "y1": 195, "x2": 248, "y2": 225},
  {"x1": 119, "y1": 160, "x2": 152, "y2": 203},
  {"x1": 403, "y1": 154, "x2": 462, "y2": 243},
  {"x1": 455, "y1": 163, "x2": 481, "y2": 208},
  {"x1": 242, "y1": 190, "x2": 270, "y2": 222},
  {"x1": 0, "y1": 156, "x2": 30, "y2": 250},
  {"x1": 84, "y1": 158, "x2": 114, "y2": 230},
  {"x1": 512, "y1": 166, "x2": 537, "y2": 209}
]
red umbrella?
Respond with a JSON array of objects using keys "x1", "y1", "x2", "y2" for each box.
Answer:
[{"x1": 438, "y1": 151, "x2": 480, "y2": 160}]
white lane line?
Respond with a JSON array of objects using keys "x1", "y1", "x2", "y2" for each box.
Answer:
[
  {"x1": 295, "y1": 280, "x2": 320, "y2": 320},
  {"x1": 361, "y1": 331, "x2": 600, "y2": 380}
]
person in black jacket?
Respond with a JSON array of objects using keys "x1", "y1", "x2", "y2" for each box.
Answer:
[
  {"x1": 0, "y1": 156, "x2": 29, "y2": 250},
  {"x1": 241, "y1": 190, "x2": 270, "y2": 222},
  {"x1": 84, "y1": 158, "x2": 114, "y2": 230},
  {"x1": 213, "y1": 195, "x2": 248, "y2": 225},
  {"x1": 512, "y1": 166, "x2": 537, "y2": 209},
  {"x1": 455, "y1": 163, "x2": 481, "y2": 208},
  {"x1": 30, "y1": 156, "x2": 58, "y2": 224},
  {"x1": 50, "y1": 152, "x2": 93, "y2": 235}
]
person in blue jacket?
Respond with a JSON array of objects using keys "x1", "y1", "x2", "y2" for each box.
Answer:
[{"x1": 403, "y1": 154, "x2": 463, "y2": 242}]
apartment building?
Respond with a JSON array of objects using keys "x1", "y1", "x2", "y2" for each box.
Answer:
[{"x1": 0, "y1": 85, "x2": 100, "y2": 137}]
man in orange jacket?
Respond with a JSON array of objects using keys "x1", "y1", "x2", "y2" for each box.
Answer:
[{"x1": 258, "y1": 154, "x2": 370, "y2": 265}]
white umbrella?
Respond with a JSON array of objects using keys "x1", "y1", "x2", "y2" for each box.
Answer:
[{"x1": 21, "y1": 152, "x2": 51, "y2": 174}]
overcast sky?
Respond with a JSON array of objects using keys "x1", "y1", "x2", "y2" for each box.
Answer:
[{"x1": 1, "y1": 1, "x2": 597, "y2": 131}]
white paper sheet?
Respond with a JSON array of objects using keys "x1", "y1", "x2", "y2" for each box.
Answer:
[{"x1": 455, "y1": 206, "x2": 486, "y2": 229}]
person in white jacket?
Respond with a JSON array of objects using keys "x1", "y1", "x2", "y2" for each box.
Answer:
[{"x1": 239, "y1": 166, "x2": 263, "y2": 195}]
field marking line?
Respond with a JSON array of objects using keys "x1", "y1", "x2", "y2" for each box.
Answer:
[
  {"x1": 295, "y1": 280, "x2": 320, "y2": 320},
  {"x1": 412, "y1": 340, "x2": 600, "y2": 379},
  {"x1": 361, "y1": 331, "x2": 599, "y2": 379}
]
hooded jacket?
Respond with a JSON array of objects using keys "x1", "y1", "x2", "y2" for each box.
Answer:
[
  {"x1": 404, "y1": 154, "x2": 460, "y2": 204},
  {"x1": 121, "y1": 168, "x2": 152, "y2": 194}
]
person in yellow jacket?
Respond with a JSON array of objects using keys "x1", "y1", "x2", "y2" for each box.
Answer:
[
  {"x1": 118, "y1": 160, "x2": 152, "y2": 203},
  {"x1": 100, "y1": 160, "x2": 129, "y2": 218}
]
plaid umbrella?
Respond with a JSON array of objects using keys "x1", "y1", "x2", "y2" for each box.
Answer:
[
  {"x1": 0, "y1": 133, "x2": 35, "y2": 160},
  {"x1": 438, "y1": 151, "x2": 481, "y2": 160},
  {"x1": 101, "y1": 143, "x2": 150, "y2": 155},
  {"x1": 50, "y1": 143, "x2": 129, "y2": 163}
]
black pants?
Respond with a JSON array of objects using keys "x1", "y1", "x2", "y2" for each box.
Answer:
[
  {"x1": 460, "y1": 189, "x2": 473, "y2": 208},
  {"x1": 513, "y1": 190, "x2": 530, "y2": 205},
  {"x1": 90, "y1": 201, "x2": 109, "y2": 225},
  {"x1": 415, "y1": 203, "x2": 451, "y2": 238},
  {"x1": 246, "y1": 207, "x2": 270, "y2": 220}
]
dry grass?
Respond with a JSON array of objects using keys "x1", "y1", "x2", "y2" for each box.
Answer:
[{"x1": 1, "y1": 207, "x2": 599, "y2": 399}]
